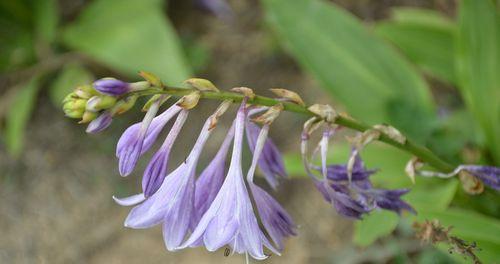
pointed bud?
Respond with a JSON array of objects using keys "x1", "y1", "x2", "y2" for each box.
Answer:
[
  {"x1": 74, "y1": 84, "x2": 97, "y2": 99},
  {"x1": 86, "y1": 95, "x2": 117, "y2": 112},
  {"x1": 184, "y1": 78, "x2": 219, "y2": 92},
  {"x1": 373, "y1": 124, "x2": 406, "y2": 144},
  {"x1": 308, "y1": 104, "x2": 337, "y2": 123},
  {"x1": 142, "y1": 95, "x2": 170, "y2": 112},
  {"x1": 177, "y1": 91, "x2": 201, "y2": 109},
  {"x1": 252, "y1": 103, "x2": 284, "y2": 124},
  {"x1": 139, "y1": 71, "x2": 162, "y2": 87},
  {"x1": 79, "y1": 111, "x2": 98, "y2": 124},
  {"x1": 93, "y1": 78, "x2": 131, "y2": 96},
  {"x1": 63, "y1": 99, "x2": 87, "y2": 112},
  {"x1": 459, "y1": 170, "x2": 484, "y2": 195},
  {"x1": 231, "y1": 87, "x2": 255, "y2": 99},
  {"x1": 64, "y1": 108, "x2": 85, "y2": 119},
  {"x1": 269, "y1": 88, "x2": 305, "y2": 106},
  {"x1": 112, "y1": 95, "x2": 139, "y2": 115}
]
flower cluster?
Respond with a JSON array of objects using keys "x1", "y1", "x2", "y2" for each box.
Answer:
[
  {"x1": 301, "y1": 123, "x2": 415, "y2": 219},
  {"x1": 109, "y1": 95, "x2": 294, "y2": 260},
  {"x1": 63, "y1": 75, "x2": 500, "y2": 260}
]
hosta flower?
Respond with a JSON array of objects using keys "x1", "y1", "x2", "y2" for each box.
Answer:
[
  {"x1": 194, "y1": 123, "x2": 235, "y2": 224},
  {"x1": 458, "y1": 165, "x2": 500, "y2": 191},
  {"x1": 246, "y1": 123, "x2": 296, "y2": 250},
  {"x1": 246, "y1": 121, "x2": 287, "y2": 189},
  {"x1": 116, "y1": 102, "x2": 182, "y2": 176},
  {"x1": 122, "y1": 108, "x2": 219, "y2": 251},
  {"x1": 142, "y1": 110, "x2": 189, "y2": 197},
  {"x1": 180, "y1": 101, "x2": 278, "y2": 260}
]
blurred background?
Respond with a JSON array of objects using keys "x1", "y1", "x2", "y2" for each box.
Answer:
[{"x1": 0, "y1": 0, "x2": 499, "y2": 263}]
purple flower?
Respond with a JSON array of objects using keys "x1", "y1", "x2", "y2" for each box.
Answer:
[
  {"x1": 180, "y1": 101, "x2": 278, "y2": 260},
  {"x1": 194, "y1": 123, "x2": 235, "y2": 224},
  {"x1": 86, "y1": 111, "x2": 112, "y2": 133},
  {"x1": 365, "y1": 188, "x2": 415, "y2": 214},
  {"x1": 142, "y1": 110, "x2": 189, "y2": 197},
  {"x1": 245, "y1": 123, "x2": 296, "y2": 250},
  {"x1": 460, "y1": 165, "x2": 500, "y2": 191},
  {"x1": 123, "y1": 110, "x2": 216, "y2": 251},
  {"x1": 246, "y1": 121, "x2": 287, "y2": 189},
  {"x1": 116, "y1": 103, "x2": 182, "y2": 176},
  {"x1": 94, "y1": 78, "x2": 130, "y2": 96}
]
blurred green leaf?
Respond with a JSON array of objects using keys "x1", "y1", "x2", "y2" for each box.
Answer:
[
  {"x1": 456, "y1": 0, "x2": 500, "y2": 164},
  {"x1": 405, "y1": 178, "x2": 458, "y2": 211},
  {"x1": 34, "y1": 0, "x2": 58, "y2": 45},
  {"x1": 375, "y1": 8, "x2": 457, "y2": 84},
  {"x1": 49, "y1": 63, "x2": 93, "y2": 105},
  {"x1": 4, "y1": 77, "x2": 40, "y2": 157},
  {"x1": 416, "y1": 208, "x2": 500, "y2": 263},
  {"x1": 62, "y1": 0, "x2": 191, "y2": 84},
  {"x1": 353, "y1": 210, "x2": 399, "y2": 247},
  {"x1": 263, "y1": 0, "x2": 435, "y2": 132}
]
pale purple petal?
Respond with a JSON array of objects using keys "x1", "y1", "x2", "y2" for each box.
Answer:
[
  {"x1": 86, "y1": 111, "x2": 113, "y2": 133},
  {"x1": 112, "y1": 193, "x2": 146, "y2": 206},
  {"x1": 246, "y1": 122, "x2": 287, "y2": 189},
  {"x1": 142, "y1": 110, "x2": 189, "y2": 197}
]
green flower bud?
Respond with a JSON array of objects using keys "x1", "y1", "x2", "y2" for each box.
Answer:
[
  {"x1": 80, "y1": 111, "x2": 98, "y2": 124},
  {"x1": 86, "y1": 95, "x2": 117, "y2": 112},
  {"x1": 112, "y1": 95, "x2": 138, "y2": 115},
  {"x1": 64, "y1": 108, "x2": 85, "y2": 119}
]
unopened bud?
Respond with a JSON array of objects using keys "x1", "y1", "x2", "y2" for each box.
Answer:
[
  {"x1": 177, "y1": 91, "x2": 201, "y2": 110},
  {"x1": 139, "y1": 71, "x2": 162, "y2": 87},
  {"x1": 269, "y1": 88, "x2": 305, "y2": 106},
  {"x1": 252, "y1": 103, "x2": 283, "y2": 124},
  {"x1": 93, "y1": 78, "x2": 131, "y2": 96},
  {"x1": 308, "y1": 104, "x2": 337, "y2": 123},
  {"x1": 63, "y1": 99, "x2": 86, "y2": 112},
  {"x1": 231, "y1": 87, "x2": 255, "y2": 99},
  {"x1": 79, "y1": 110, "x2": 98, "y2": 124},
  {"x1": 86, "y1": 95, "x2": 117, "y2": 112},
  {"x1": 184, "y1": 78, "x2": 219, "y2": 92},
  {"x1": 75, "y1": 84, "x2": 97, "y2": 99},
  {"x1": 64, "y1": 108, "x2": 85, "y2": 119},
  {"x1": 112, "y1": 95, "x2": 139, "y2": 115}
]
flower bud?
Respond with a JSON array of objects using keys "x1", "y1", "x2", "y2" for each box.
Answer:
[
  {"x1": 113, "y1": 95, "x2": 139, "y2": 115},
  {"x1": 142, "y1": 94, "x2": 170, "y2": 112},
  {"x1": 86, "y1": 95, "x2": 117, "y2": 112},
  {"x1": 75, "y1": 84, "x2": 97, "y2": 99},
  {"x1": 86, "y1": 111, "x2": 113, "y2": 134},
  {"x1": 63, "y1": 99, "x2": 87, "y2": 112},
  {"x1": 308, "y1": 104, "x2": 337, "y2": 123},
  {"x1": 252, "y1": 103, "x2": 283, "y2": 124},
  {"x1": 139, "y1": 71, "x2": 162, "y2": 87},
  {"x1": 270, "y1": 88, "x2": 305, "y2": 106},
  {"x1": 79, "y1": 110, "x2": 98, "y2": 124},
  {"x1": 93, "y1": 78, "x2": 131, "y2": 96},
  {"x1": 231, "y1": 87, "x2": 255, "y2": 99},
  {"x1": 64, "y1": 108, "x2": 85, "y2": 119}
]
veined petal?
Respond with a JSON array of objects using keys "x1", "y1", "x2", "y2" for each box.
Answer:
[{"x1": 142, "y1": 110, "x2": 189, "y2": 197}]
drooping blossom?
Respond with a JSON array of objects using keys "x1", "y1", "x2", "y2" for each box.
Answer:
[
  {"x1": 116, "y1": 102, "x2": 182, "y2": 176},
  {"x1": 193, "y1": 123, "x2": 235, "y2": 224},
  {"x1": 94, "y1": 78, "x2": 131, "y2": 96},
  {"x1": 142, "y1": 110, "x2": 189, "y2": 197},
  {"x1": 246, "y1": 121, "x2": 287, "y2": 189},
  {"x1": 180, "y1": 101, "x2": 278, "y2": 260},
  {"x1": 456, "y1": 165, "x2": 500, "y2": 191},
  {"x1": 246, "y1": 122, "x2": 296, "y2": 251},
  {"x1": 86, "y1": 111, "x2": 113, "y2": 133},
  {"x1": 122, "y1": 108, "x2": 221, "y2": 251}
]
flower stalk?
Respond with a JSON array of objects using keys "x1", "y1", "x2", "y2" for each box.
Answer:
[{"x1": 128, "y1": 85, "x2": 455, "y2": 173}]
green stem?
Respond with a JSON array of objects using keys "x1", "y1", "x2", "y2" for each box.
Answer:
[{"x1": 131, "y1": 86, "x2": 455, "y2": 173}]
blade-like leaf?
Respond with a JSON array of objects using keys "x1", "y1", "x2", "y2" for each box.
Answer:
[
  {"x1": 375, "y1": 8, "x2": 457, "y2": 84},
  {"x1": 62, "y1": 0, "x2": 191, "y2": 84},
  {"x1": 353, "y1": 210, "x2": 399, "y2": 247},
  {"x1": 3, "y1": 77, "x2": 40, "y2": 157},
  {"x1": 263, "y1": 0, "x2": 435, "y2": 130},
  {"x1": 456, "y1": 0, "x2": 500, "y2": 164}
]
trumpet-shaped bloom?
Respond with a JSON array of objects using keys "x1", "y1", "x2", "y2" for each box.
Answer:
[
  {"x1": 246, "y1": 122, "x2": 287, "y2": 189},
  {"x1": 116, "y1": 104, "x2": 182, "y2": 176},
  {"x1": 123, "y1": 110, "x2": 217, "y2": 251},
  {"x1": 180, "y1": 102, "x2": 278, "y2": 260},
  {"x1": 142, "y1": 110, "x2": 189, "y2": 197},
  {"x1": 246, "y1": 123, "x2": 296, "y2": 250},
  {"x1": 194, "y1": 124, "x2": 235, "y2": 224}
]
